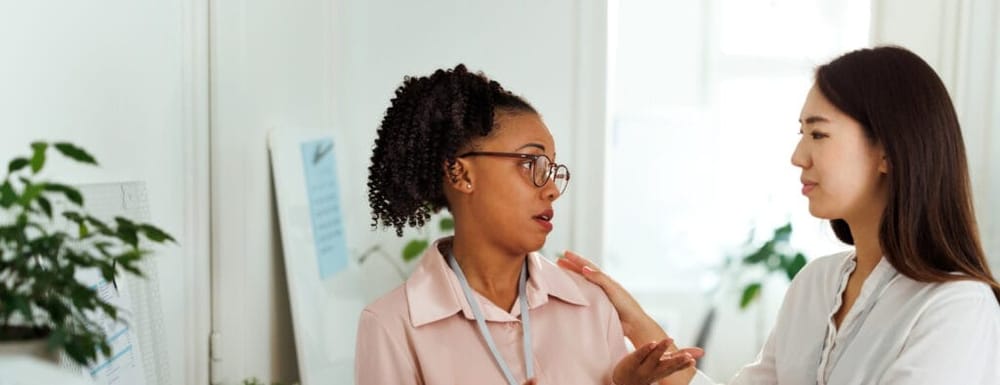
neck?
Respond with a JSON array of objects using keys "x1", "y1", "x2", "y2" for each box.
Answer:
[
  {"x1": 448, "y1": 233, "x2": 526, "y2": 312},
  {"x1": 845, "y1": 214, "x2": 883, "y2": 276}
]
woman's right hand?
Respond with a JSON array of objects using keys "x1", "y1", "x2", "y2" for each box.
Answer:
[
  {"x1": 558, "y1": 250, "x2": 667, "y2": 343},
  {"x1": 613, "y1": 339, "x2": 703, "y2": 385},
  {"x1": 560, "y1": 251, "x2": 703, "y2": 385}
]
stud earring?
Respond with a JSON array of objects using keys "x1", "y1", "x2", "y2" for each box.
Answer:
[{"x1": 466, "y1": 183, "x2": 472, "y2": 189}]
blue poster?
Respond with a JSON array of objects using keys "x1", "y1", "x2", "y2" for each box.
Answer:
[{"x1": 300, "y1": 139, "x2": 348, "y2": 279}]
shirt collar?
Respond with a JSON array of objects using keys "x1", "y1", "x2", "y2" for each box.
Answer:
[{"x1": 406, "y1": 237, "x2": 589, "y2": 328}]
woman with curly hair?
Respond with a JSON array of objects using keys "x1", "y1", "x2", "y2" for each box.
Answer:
[{"x1": 355, "y1": 65, "x2": 702, "y2": 385}]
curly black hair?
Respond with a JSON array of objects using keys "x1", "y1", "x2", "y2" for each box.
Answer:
[{"x1": 367, "y1": 64, "x2": 536, "y2": 236}]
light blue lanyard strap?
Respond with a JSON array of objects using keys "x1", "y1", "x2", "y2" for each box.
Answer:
[{"x1": 447, "y1": 252, "x2": 534, "y2": 385}]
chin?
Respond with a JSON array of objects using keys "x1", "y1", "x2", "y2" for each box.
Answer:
[
  {"x1": 808, "y1": 203, "x2": 838, "y2": 220},
  {"x1": 524, "y1": 236, "x2": 547, "y2": 253}
]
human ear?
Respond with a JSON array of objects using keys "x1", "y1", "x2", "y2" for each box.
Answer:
[
  {"x1": 878, "y1": 150, "x2": 889, "y2": 174},
  {"x1": 445, "y1": 159, "x2": 475, "y2": 193}
]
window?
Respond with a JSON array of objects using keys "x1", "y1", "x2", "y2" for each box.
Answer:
[
  {"x1": 604, "y1": 4, "x2": 870, "y2": 376},
  {"x1": 607, "y1": 0, "x2": 869, "y2": 291}
]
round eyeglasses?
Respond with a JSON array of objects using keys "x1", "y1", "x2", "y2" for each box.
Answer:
[{"x1": 457, "y1": 151, "x2": 571, "y2": 195}]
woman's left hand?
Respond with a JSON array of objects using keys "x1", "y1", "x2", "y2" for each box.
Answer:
[{"x1": 559, "y1": 250, "x2": 666, "y2": 343}]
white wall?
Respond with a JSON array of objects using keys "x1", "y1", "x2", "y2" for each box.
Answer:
[
  {"x1": 0, "y1": 2, "x2": 211, "y2": 385},
  {"x1": 209, "y1": 0, "x2": 334, "y2": 383},
  {"x1": 209, "y1": 1, "x2": 608, "y2": 383}
]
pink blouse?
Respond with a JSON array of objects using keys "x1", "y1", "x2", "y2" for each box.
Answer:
[{"x1": 355, "y1": 238, "x2": 628, "y2": 384}]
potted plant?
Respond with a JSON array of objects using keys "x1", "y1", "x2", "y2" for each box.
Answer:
[{"x1": 0, "y1": 141, "x2": 174, "y2": 367}]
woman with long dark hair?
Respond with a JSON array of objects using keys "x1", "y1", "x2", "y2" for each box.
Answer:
[{"x1": 560, "y1": 46, "x2": 1000, "y2": 384}]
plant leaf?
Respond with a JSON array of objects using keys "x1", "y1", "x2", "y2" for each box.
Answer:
[
  {"x1": 100, "y1": 264, "x2": 116, "y2": 283},
  {"x1": 44, "y1": 183, "x2": 84, "y2": 206},
  {"x1": 62, "y1": 211, "x2": 85, "y2": 224},
  {"x1": 139, "y1": 224, "x2": 175, "y2": 243},
  {"x1": 739, "y1": 282, "x2": 762, "y2": 309},
  {"x1": 8, "y1": 157, "x2": 29, "y2": 173},
  {"x1": 20, "y1": 182, "x2": 45, "y2": 207},
  {"x1": 115, "y1": 217, "x2": 138, "y2": 247},
  {"x1": 30, "y1": 142, "x2": 47, "y2": 173},
  {"x1": 785, "y1": 252, "x2": 807, "y2": 280},
  {"x1": 742, "y1": 241, "x2": 773, "y2": 264},
  {"x1": 54, "y1": 142, "x2": 98, "y2": 165},
  {"x1": 402, "y1": 239, "x2": 428, "y2": 262},
  {"x1": 79, "y1": 221, "x2": 89, "y2": 238},
  {"x1": 97, "y1": 301, "x2": 118, "y2": 319},
  {"x1": 85, "y1": 215, "x2": 111, "y2": 233},
  {"x1": 0, "y1": 181, "x2": 17, "y2": 208},
  {"x1": 773, "y1": 222, "x2": 793, "y2": 242},
  {"x1": 438, "y1": 217, "x2": 454, "y2": 231},
  {"x1": 37, "y1": 196, "x2": 53, "y2": 218},
  {"x1": 9, "y1": 294, "x2": 34, "y2": 322}
]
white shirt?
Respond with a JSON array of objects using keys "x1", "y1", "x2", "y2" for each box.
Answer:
[{"x1": 691, "y1": 251, "x2": 1000, "y2": 385}]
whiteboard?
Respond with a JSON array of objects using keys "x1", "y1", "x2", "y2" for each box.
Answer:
[
  {"x1": 54, "y1": 182, "x2": 170, "y2": 385},
  {"x1": 268, "y1": 128, "x2": 365, "y2": 384}
]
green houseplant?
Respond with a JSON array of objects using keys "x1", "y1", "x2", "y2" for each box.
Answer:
[
  {"x1": 400, "y1": 215, "x2": 454, "y2": 262},
  {"x1": 0, "y1": 141, "x2": 174, "y2": 366},
  {"x1": 733, "y1": 222, "x2": 807, "y2": 309},
  {"x1": 356, "y1": 214, "x2": 454, "y2": 279},
  {"x1": 693, "y1": 222, "x2": 806, "y2": 353}
]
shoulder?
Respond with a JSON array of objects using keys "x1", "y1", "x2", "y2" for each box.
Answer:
[
  {"x1": 785, "y1": 250, "x2": 853, "y2": 292},
  {"x1": 534, "y1": 255, "x2": 617, "y2": 312},
  {"x1": 907, "y1": 277, "x2": 999, "y2": 312},
  {"x1": 565, "y1": 266, "x2": 617, "y2": 308},
  {"x1": 360, "y1": 284, "x2": 410, "y2": 329},
  {"x1": 795, "y1": 250, "x2": 852, "y2": 279},
  {"x1": 927, "y1": 278, "x2": 996, "y2": 300}
]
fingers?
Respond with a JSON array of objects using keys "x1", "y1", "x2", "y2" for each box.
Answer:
[
  {"x1": 676, "y1": 347, "x2": 705, "y2": 359},
  {"x1": 625, "y1": 339, "x2": 701, "y2": 384},
  {"x1": 559, "y1": 251, "x2": 615, "y2": 289},
  {"x1": 650, "y1": 350, "x2": 697, "y2": 379},
  {"x1": 621, "y1": 340, "x2": 660, "y2": 370},
  {"x1": 614, "y1": 340, "x2": 702, "y2": 385},
  {"x1": 626, "y1": 344, "x2": 699, "y2": 383},
  {"x1": 556, "y1": 256, "x2": 584, "y2": 274},
  {"x1": 563, "y1": 250, "x2": 601, "y2": 270},
  {"x1": 613, "y1": 340, "x2": 659, "y2": 384},
  {"x1": 637, "y1": 339, "x2": 673, "y2": 373}
]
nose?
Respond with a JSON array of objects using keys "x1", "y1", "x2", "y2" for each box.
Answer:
[
  {"x1": 541, "y1": 173, "x2": 561, "y2": 202},
  {"x1": 542, "y1": 181, "x2": 560, "y2": 201},
  {"x1": 791, "y1": 136, "x2": 810, "y2": 169}
]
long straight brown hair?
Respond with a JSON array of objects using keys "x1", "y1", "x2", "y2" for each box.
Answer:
[{"x1": 816, "y1": 46, "x2": 1000, "y2": 303}]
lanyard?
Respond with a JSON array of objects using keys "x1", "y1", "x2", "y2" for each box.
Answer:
[{"x1": 447, "y1": 252, "x2": 534, "y2": 385}]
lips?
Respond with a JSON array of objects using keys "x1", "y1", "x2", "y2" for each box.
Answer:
[
  {"x1": 533, "y1": 209, "x2": 554, "y2": 232},
  {"x1": 534, "y1": 209, "x2": 554, "y2": 221},
  {"x1": 801, "y1": 178, "x2": 817, "y2": 195}
]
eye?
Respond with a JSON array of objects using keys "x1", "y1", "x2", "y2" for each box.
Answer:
[
  {"x1": 519, "y1": 160, "x2": 533, "y2": 169},
  {"x1": 811, "y1": 132, "x2": 828, "y2": 139}
]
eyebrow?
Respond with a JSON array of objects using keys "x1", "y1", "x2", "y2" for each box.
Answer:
[
  {"x1": 515, "y1": 143, "x2": 546, "y2": 152},
  {"x1": 799, "y1": 116, "x2": 830, "y2": 125}
]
